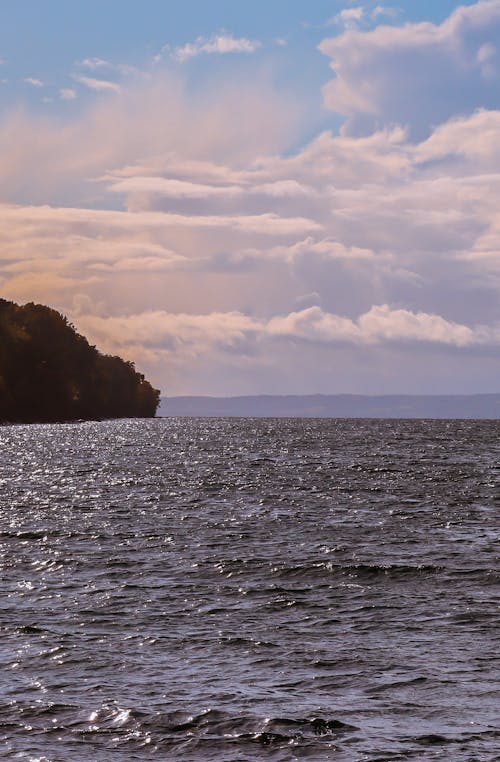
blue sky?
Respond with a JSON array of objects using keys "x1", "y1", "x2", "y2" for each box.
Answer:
[
  {"x1": 1, "y1": 1, "x2": 500, "y2": 395},
  {"x1": 0, "y1": 1, "x2": 473, "y2": 112}
]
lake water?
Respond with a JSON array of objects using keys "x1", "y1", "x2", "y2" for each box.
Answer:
[{"x1": 0, "y1": 418, "x2": 498, "y2": 760}]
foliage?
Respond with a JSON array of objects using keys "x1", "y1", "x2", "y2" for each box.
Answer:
[{"x1": 0, "y1": 299, "x2": 160, "y2": 423}]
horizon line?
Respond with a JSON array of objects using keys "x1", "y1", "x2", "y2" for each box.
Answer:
[{"x1": 162, "y1": 392, "x2": 500, "y2": 399}]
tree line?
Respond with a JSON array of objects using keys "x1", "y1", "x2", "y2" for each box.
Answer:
[{"x1": 0, "y1": 299, "x2": 160, "y2": 423}]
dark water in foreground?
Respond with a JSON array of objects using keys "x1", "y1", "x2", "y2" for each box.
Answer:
[{"x1": 0, "y1": 418, "x2": 498, "y2": 761}]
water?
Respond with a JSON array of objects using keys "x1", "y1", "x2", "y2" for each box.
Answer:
[{"x1": 0, "y1": 418, "x2": 498, "y2": 761}]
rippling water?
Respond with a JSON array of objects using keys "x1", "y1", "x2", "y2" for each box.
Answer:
[{"x1": 0, "y1": 418, "x2": 498, "y2": 760}]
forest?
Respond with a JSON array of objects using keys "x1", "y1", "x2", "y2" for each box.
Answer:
[{"x1": 0, "y1": 299, "x2": 160, "y2": 423}]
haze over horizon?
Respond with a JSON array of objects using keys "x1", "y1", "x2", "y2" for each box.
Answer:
[{"x1": 2, "y1": 0, "x2": 500, "y2": 396}]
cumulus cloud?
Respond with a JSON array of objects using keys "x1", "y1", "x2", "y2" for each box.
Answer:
[
  {"x1": 71, "y1": 304, "x2": 500, "y2": 380},
  {"x1": 319, "y1": 0, "x2": 500, "y2": 137},
  {"x1": 267, "y1": 305, "x2": 486, "y2": 347},
  {"x1": 168, "y1": 33, "x2": 261, "y2": 63}
]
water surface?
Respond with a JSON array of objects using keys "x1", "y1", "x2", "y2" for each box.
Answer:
[{"x1": 0, "y1": 418, "x2": 498, "y2": 760}]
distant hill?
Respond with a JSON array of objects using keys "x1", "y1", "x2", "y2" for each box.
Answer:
[
  {"x1": 159, "y1": 394, "x2": 500, "y2": 419},
  {"x1": 0, "y1": 299, "x2": 160, "y2": 423}
]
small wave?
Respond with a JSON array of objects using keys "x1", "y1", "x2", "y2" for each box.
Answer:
[
  {"x1": 365, "y1": 676, "x2": 428, "y2": 695},
  {"x1": 405, "y1": 728, "x2": 500, "y2": 749},
  {"x1": 0, "y1": 530, "x2": 49, "y2": 540},
  {"x1": 270, "y1": 560, "x2": 447, "y2": 580},
  {"x1": 76, "y1": 703, "x2": 145, "y2": 734},
  {"x1": 16, "y1": 624, "x2": 46, "y2": 634},
  {"x1": 411, "y1": 733, "x2": 457, "y2": 746},
  {"x1": 156, "y1": 710, "x2": 358, "y2": 738}
]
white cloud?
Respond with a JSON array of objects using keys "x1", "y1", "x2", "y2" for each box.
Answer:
[
  {"x1": 71, "y1": 304, "x2": 500, "y2": 376},
  {"x1": 319, "y1": 0, "x2": 500, "y2": 137},
  {"x1": 74, "y1": 75, "x2": 121, "y2": 93},
  {"x1": 0, "y1": 203, "x2": 320, "y2": 237},
  {"x1": 329, "y1": 7, "x2": 365, "y2": 30},
  {"x1": 371, "y1": 5, "x2": 399, "y2": 21},
  {"x1": 78, "y1": 57, "x2": 112, "y2": 69},
  {"x1": 267, "y1": 305, "x2": 483, "y2": 347},
  {"x1": 59, "y1": 88, "x2": 77, "y2": 100},
  {"x1": 75, "y1": 57, "x2": 138, "y2": 78},
  {"x1": 107, "y1": 176, "x2": 312, "y2": 200},
  {"x1": 169, "y1": 33, "x2": 261, "y2": 62},
  {"x1": 23, "y1": 77, "x2": 44, "y2": 87},
  {"x1": 109, "y1": 176, "x2": 244, "y2": 199}
]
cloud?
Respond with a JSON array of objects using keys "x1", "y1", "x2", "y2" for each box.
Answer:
[
  {"x1": 329, "y1": 7, "x2": 365, "y2": 30},
  {"x1": 328, "y1": 4, "x2": 399, "y2": 30},
  {"x1": 0, "y1": 203, "x2": 320, "y2": 237},
  {"x1": 319, "y1": 0, "x2": 500, "y2": 137},
  {"x1": 106, "y1": 176, "x2": 312, "y2": 201},
  {"x1": 266, "y1": 305, "x2": 486, "y2": 347},
  {"x1": 0, "y1": 70, "x2": 305, "y2": 206},
  {"x1": 71, "y1": 304, "x2": 500, "y2": 378},
  {"x1": 23, "y1": 77, "x2": 44, "y2": 87},
  {"x1": 2, "y1": 29, "x2": 500, "y2": 394},
  {"x1": 74, "y1": 75, "x2": 121, "y2": 93},
  {"x1": 2, "y1": 105, "x2": 500, "y2": 326},
  {"x1": 78, "y1": 57, "x2": 112, "y2": 69},
  {"x1": 59, "y1": 88, "x2": 77, "y2": 100},
  {"x1": 75, "y1": 57, "x2": 138, "y2": 77},
  {"x1": 168, "y1": 33, "x2": 261, "y2": 62},
  {"x1": 371, "y1": 5, "x2": 399, "y2": 21},
  {"x1": 72, "y1": 305, "x2": 500, "y2": 396}
]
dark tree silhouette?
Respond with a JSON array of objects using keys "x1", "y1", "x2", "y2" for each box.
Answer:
[{"x1": 0, "y1": 299, "x2": 160, "y2": 423}]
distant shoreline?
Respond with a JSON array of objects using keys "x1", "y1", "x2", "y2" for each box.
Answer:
[{"x1": 159, "y1": 394, "x2": 500, "y2": 419}]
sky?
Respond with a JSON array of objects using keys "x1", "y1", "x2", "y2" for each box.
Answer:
[{"x1": 1, "y1": 0, "x2": 500, "y2": 396}]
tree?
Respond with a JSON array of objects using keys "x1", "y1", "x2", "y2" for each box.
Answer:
[{"x1": 0, "y1": 299, "x2": 161, "y2": 423}]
